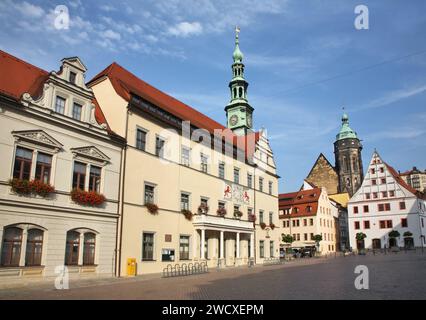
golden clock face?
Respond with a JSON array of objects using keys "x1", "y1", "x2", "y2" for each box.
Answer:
[{"x1": 230, "y1": 114, "x2": 238, "y2": 126}]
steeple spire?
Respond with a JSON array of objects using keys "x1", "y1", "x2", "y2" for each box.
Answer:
[{"x1": 225, "y1": 27, "x2": 254, "y2": 136}]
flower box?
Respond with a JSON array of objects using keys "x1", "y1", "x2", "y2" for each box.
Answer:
[
  {"x1": 233, "y1": 210, "x2": 243, "y2": 218},
  {"x1": 181, "y1": 209, "x2": 193, "y2": 221},
  {"x1": 9, "y1": 178, "x2": 55, "y2": 197},
  {"x1": 248, "y1": 214, "x2": 256, "y2": 222},
  {"x1": 198, "y1": 203, "x2": 209, "y2": 214},
  {"x1": 270, "y1": 223, "x2": 276, "y2": 230},
  {"x1": 71, "y1": 188, "x2": 106, "y2": 206},
  {"x1": 216, "y1": 207, "x2": 227, "y2": 217},
  {"x1": 145, "y1": 202, "x2": 159, "y2": 214},
  {"x1": 260, "y1": 222, "x2": 267, "y2": 230}
]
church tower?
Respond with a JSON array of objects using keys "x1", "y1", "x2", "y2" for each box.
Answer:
[
  {"x1": 225, "y1": 27, "x2": 254, "y2": 136},
  {"x1": 334, "y1": 112, "x2": 364, "y2": 196}
]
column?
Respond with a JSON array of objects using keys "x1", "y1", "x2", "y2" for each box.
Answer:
[
  {"x1": 236, "y1": 232, "x2": 240, "y2": 258},
  {"x1": 220, "y1": 231, "x2": 224, "y2": 259},
  {"x1": 250, "y1": 233, "x2": 254, "y2": 258},
  {"x1": 201, "y1": 229, "x2": 206, "y2": 259},
  {"x1": 19, "y1": 228, "x2": 28, "y2": 266},
  {"x1": 78, "y1": 232, "x2": 85, "y2": 265},
  {"x1": 192, "y1": 229, "x2": 198, "y2": 259}
]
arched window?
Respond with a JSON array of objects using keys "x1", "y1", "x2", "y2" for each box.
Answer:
[
  {"x1": 233, "y1": 88, "x2": 237, "y2": 99},
  {"x1": 1, "y1": 227, "x2": 23, "y2": 266},
  {"x1": 83, "y1": 233, "x2": 96, "y2": 265},
  {"x1": 352, "y1": 156, "x2": 358, "y2": 171},
  {"x1": 65, "y1": 231, "x2": 80, "y2": 265},
  {"x1": 239, "y1": 87, "x2": 243, "y2": 98},
  {"x1": 25, "y1": 229, "x2": 43, "y2": 266}
]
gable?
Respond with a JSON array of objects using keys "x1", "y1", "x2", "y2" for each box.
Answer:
[
  {"x1": 305, "y1": 153, "x2": 339, "y2": 195},
  {"x1": 70, "y1": 146, "x2": 110, "y2": 165},
  {"x1": 12, "y1": 130, "x2": 63, "y2": 152}
]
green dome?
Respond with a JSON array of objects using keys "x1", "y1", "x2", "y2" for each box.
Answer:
[
  {"x1": 336, "y1": 112, "x2": 358, "y2": 141},
  {"x1": 233, "y1": 44, "x2": 244, "y2": 63}
]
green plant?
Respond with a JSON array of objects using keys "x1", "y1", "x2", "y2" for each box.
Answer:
[
  {"x1": 198, "y1": 203, "x2": 209, "y2": 214},
  {"x1": 9, "y1": 178, "x2": 55, "y2": 197},
  {"x1": 233, "y1": 210, "x2": 243, "y2": 218},
  {"x1": 216, "y1": 207, "x2": 227, "y2": 217},
  {"x1": 281, "y1": 234, "x2": 294, "y2": 244},
  {"x1": 355, "y1": 232, "x2": 367, "y2": 241},
  {"x1": 403, "y1": 231, "x2": 413, "y2": 237},
  {"x1": 313, "y1": 234, "x2": 323, "y2": 243},
  {"x1": 389, "y1": 230, "x2": 400, "y2": 238}
]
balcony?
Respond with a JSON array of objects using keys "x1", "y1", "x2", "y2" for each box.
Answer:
[{"x1": 192, "y1": 214, "x2": 254, "y2": 232}]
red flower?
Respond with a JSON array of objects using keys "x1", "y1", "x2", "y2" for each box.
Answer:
[{"x1": 71, "y1": 188, "x2": 106, "y2": 206}]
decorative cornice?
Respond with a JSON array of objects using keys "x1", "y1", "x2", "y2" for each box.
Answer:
[
  {"x1": 70, "y1": 145, "x2": 110, "y2": 164},
  {"x1": 12, "y1": 129, "x2": 63, "y2": 151}
]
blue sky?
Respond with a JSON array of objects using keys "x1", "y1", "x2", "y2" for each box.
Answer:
[{"x1": 1, "y1": 0, "x2": 425, "y2": 192}]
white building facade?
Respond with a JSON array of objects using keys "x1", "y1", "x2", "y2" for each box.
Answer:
[
  {"x1": 0, "y1": 51, "x2": 124, "y2": 279},
  {"x1": 348, "y1": 151, "x2": 426, "y2": 250}
]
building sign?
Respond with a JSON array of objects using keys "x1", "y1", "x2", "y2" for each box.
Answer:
[{"x1": 223, "y1": 184, "x2": 250, "y2": 205}]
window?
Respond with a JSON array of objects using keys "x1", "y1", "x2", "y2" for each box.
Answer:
[
  {"x1": 13, "y1": 147, "x2": 33, "y2": 180},
  {"x1": 364, "y1": 221, "x2": 370, "y2": 229},
  {"x1": 180, "y1": 147, "x2": 190, "y2": 166},
  {"x1": 310, "y1": 233, "x2": 314, "y2": 240},
  {"x1": 218, "y1": 201, "x2": 225, "y2": 210},
  {"x1": 161, "y1": 249, "x2": 175, "y2": 262},
  {"x1": 144, "y1": 184, "x2": 155, "y2": 204},
  {"x1": 304, "y1": 233, "x2": 308, "y2": 241},
  {"x1": 89, "y1": 166, "x2": 101, "y2": 192},
  {"x1": 69, "y1": 71, "x2": 77, "y2": 84},
  {"x1": 382, "y1": 191, "x2": 388, "y2": 198},
  {"x1": 142, "y1": 233, "x2": 154, "y2": 260},
  {"x1": 259, "y1": 177, "x2": 264, "y2": 192},
  {"x1": 268, "y1": 181, "x2": 273, "y2": 195},
  {"x1": 303, "y1": 219, "x2": 307, "y2": 226},
  {"x1": 354, "y1": 221, "x2": 360, "y2": 230},
  {"x1": 353, "y1": 206, "x2": 359, "y2": 214},
  {"x1": 380, "y1": 167, "x2": 384, "y2": 173},
  {"x1": 65, "y1": 231, "x2": 80, "y2": 265},
  {"x1": 72, "y1": 103, "x2": 82, "y2": 120},
  {"x1": 401, "y1": 218, "x2": 408, "y2": 228},
  {"x1": 385, "y1": 203, "x2": 391, "y2": 211},
  {"x1": 259, "y1": 210, "x2": 264, "y2": 223},
  {"x1": 306, "y1": 206, "x2": 312, "y2": 213},
  {"x1": 363, "y1": 205, "x2": 369, "y2": 213},
  {"x1": 259, "y1": 240, "x2": 264, "y2": 258},
  {"x1": 25, "y1": 229, "x2": 43, "y2": 266},
  {"x1": 1, "y1": 227, "x2": 23, "y2": 266},
  {"x1": 269, "y1": 241, "x2": 274, "y2": 258},
  {"x1": 136, "y1": 129, "x2": 147, "y2": 151},
  {"x1": 381, "y1": 178, "x2": 386, "y2": 184},
  {"x1": 309, "y1": 218, "x2": 314, "y2": 226},
  {"x1": 179, "y1": 236, "x2": 190, "y2": 260},
  {"x1": 218, "y1": 162, "x2": 225, "y2": 179},
  {"x1": 371, "y1": 168, "x2": 375, "y2": 174},
  {"x1": 389, "y1": 190, "x2": 395, "y2": 197},
  {"x1": 399, "y1": 202, "x2": 406, "y2": 210},
  {"x1": 371, "y1": 179, "x2": 377, "y2": 185},
  {"x1": 34, "y1": 153, "x2": 52, "y2": 184},
  {"x1": 155, "y1": 136, "x2": 165, "y2": 158},
  {"x1": 269, "y1": 212, "x2": 273, "y2": 224},
  {"x1": 373, "y1": 192, "x2": 378, "y2": 199},
  {"x1": 55, "y1": 96, "x2": 66, "y2": 114},
  {"x1": 72, "y1": 162, "x2": 86, "y2": 190},
  {"x1": 83, "y1": 233, "x2": 96, "y2": 265},
  {"x1": 180, "y1": 193, "x2": 189, "y2": 210},
  {"x1": 365, "y1": 193, "x2": 371, "y2": 200},
  {"x1": 234, "y1": 168, "x2": 240, "y2": 184},
  {"x1": 379, "y1": 220, "x2": 393, "y2": 229},
  {"x1": 247, "y1": 174, "x2": 253, "y2": 188},
  {"x1": 200, "y1": 153, "x2": 208, "y2": 173}
]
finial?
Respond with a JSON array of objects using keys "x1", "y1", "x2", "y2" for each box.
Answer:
[{"x1": 232, "y1": 26, "x2": 244, "y2": 63}]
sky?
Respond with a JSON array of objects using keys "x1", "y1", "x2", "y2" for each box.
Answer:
[{"x1": 0, "y1": 0, "x2": 425, "y2": 193}]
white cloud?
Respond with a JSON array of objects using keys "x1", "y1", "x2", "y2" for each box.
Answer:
[
  {"x1": 100, "y1": 5, "x2": 116, "y2": 12},
  {"x1": 358, "y1": 84, "x2": 426, "y2": 110},
  {"x1": 15, "y1": 1, "x2": 44, "y2": 18},
  {"x1": 168, "y1": 22, "x2": 203, "y2": 37},
  {"x1": 102, "y1": 29, "x2": 121, "y2": 40}
]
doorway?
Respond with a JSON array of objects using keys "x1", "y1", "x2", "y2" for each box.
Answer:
[{"x1": 372, "y1": 238, "x2": 381, "y2": 249}]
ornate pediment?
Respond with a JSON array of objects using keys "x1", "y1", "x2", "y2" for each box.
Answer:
[
  {"x1": 71, "y1": 146, "x2": 110, "y2": 164},
  {"x1": 12, "y1": 130, "x2": 63, "y2": 151}
]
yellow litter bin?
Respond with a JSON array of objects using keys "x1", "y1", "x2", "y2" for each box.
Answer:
[{"x1": 127, "y1": 258, "x2": 136, "y2": 276}]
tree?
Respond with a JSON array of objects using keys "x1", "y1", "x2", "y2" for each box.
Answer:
[
  {"x1": 389, "y1": 230, "x2": 400, "y2": 238},
  {"x1": 281, "y1": 234, "x2": 294, "y2": 244},
  {"x1": 312, "y1": 234, "x2": 322, "y2": 243},
  {"x1": 356, "y1": 232, "x2": 367, "y2": 241}
]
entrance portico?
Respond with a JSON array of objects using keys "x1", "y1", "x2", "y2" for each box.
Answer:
[{"x1": 192, "y1": 214, "x2": 255, "y2": 267}]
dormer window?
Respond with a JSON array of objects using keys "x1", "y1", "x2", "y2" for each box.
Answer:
[
  {"x1": 72, "y1": 102, "x2": 82, "y2": 121},
  {"x1": 69, "y1": 71, "x2": 77, "y2": 84},
  {"x1": 55, "y1": 96, "x2": 66, "y2": 114}
]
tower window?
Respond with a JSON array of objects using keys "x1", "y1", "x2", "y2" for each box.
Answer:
[{"x1": 239, "y1": 87, "x2": 243, "y2": 98}]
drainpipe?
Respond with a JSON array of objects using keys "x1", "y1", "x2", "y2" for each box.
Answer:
[{"x1": 116, "y1": 107, "x2": 130, "y2": 277}]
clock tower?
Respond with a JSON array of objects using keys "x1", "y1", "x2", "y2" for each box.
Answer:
[{"x1": 225, "y1": 27, "x2": 254, "y2": 136}]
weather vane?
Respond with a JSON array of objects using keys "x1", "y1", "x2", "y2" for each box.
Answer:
[{"x1": 235, "y1": 25, "x2": 240, "y2": 34}]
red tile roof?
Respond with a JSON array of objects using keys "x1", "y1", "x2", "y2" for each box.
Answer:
[
  {"x1": 0, "y1": 50, "x2": 111, "y2": 132},
  {"x1": 279, "y1": 188, "x2": 322, "y2": 218},
  {"x1": 87, "y1": 62, "x2": 260, "y2": 155},
  {"x1": 384, "y1": 162, "x2": 423, "y2": 198}
]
